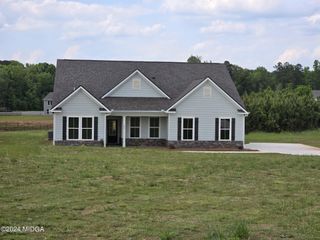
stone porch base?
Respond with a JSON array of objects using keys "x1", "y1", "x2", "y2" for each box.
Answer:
[{"x1": 54, "y1": 139, "x2": 243, "y2": 149}]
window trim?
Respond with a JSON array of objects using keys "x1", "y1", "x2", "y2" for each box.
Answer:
[
  {"x1": 181, "y1": 117, "x2": 195, "y2": 141},
  {"x1": 219, "y1": 117, "x2": 232, "y2": 141},
  {"x1": 129, "y1": 117, "x2": 141, "y2": 139},
  {"x1": 67, "y1": 116, "x2": 94, "y2": 141},
  {"x1": 148, "y1": 117, "x2": 161, "y2": 139}
]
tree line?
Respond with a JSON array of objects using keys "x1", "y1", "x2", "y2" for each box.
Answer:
[
  {"x1": 1, "y1": 57, "x2": 320, "y2": 132},
  {"x1": 188, "y1": 55, "x2": 320, "y2": 132},
  {"x1": 0, "y1": 61, "x2": 55, "y2": 111}
]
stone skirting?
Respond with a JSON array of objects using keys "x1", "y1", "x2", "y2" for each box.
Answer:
[
  {"x1": 126, "y1": 138, "x2": 167, "y2": 147},
  {"x1": 54, "y1": 139, "x2": 243, "y2": 149},
  {"x1": 55, "y1": 140, "x2": 103, "y2": 146},
  {"x1": 167, "y1": 140, "x2": 244, "y2": 149}
]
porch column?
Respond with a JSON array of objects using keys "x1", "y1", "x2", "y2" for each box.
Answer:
[
  {"x1": 104, "y1": 114, "x2": 107, "y2": 147},
  {"x1": 122, "y1": 116, "x2": 126, "y2": 147}
]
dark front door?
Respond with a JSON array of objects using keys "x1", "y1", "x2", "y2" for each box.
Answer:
[{"x1": 107, "y1": 119, "x2": 119, "y2": 144}]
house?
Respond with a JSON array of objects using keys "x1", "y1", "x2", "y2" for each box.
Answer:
[
  {"x1": 50, "y1": 60, "x2": 248, "y2": 148},
  {"x1": 43, "y1": 92, "x2": 53, "y2": 115},
  {"x1": 312, "y1": 90, "x2": 320, "y2": 100}
]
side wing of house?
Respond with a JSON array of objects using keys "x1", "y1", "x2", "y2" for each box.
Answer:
[
  {"x1": 167, "y1": 78, "x2": 246, "y2": 148},
  {"x1": 53, "y1": 87, "x2": 107, "y2": 144}
]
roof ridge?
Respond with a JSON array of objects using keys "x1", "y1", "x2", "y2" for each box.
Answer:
[{"x1": 57, "y1": 59, "x2": 224, "y2": 65}]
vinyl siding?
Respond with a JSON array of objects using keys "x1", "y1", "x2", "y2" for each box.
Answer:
[
  {"x1": 168, "y1": 82, "x2": 245, "y2": 141},
  {"x1": 108, "y1": 72, "x2": 165, "y2": 98},
  {"x1": 54, "y1": 89, "x2": 105, "y2": 141}
]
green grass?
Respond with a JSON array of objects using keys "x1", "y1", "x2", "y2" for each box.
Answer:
[
  {"x1": 1, "y1": 131, "x2": 320, "y2": 239},
  {"x1": 246, "y1": 129, "x2": 320, "y2": 148}
]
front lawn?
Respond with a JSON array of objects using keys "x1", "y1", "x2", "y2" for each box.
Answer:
[
  {"x1": 246, "y1": 129, "x2": 320, "y2": 148},
  {"x1": 0, "y1": 131, "x2": 320, "y2": 239}
]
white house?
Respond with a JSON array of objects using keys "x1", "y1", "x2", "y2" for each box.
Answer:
[{"x1": 50, "y1": 59, "x2": 248, "y2": 148}]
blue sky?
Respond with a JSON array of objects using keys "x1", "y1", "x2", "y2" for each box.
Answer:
[{"x1": 0, "y1": 0, "x2": 320, "y2": 70}]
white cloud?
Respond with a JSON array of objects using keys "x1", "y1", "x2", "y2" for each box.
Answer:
[
  {"x1": 63, "y1": 45, "x2": 80, "y2": 59},
  {"x1": 201, "y1": 20, "x2": 247, "y2": 34},
  {"x1": 11, "y1": 49, "x2": 44, "y2": 63},
  {"x1": 306, "y1": 13, "x2": 320, "y2": 24},
  {"x1": 163, "y1": 0, "x2": 280, "y2": 14},
  {"x1": 0, "y1": 0, "x2": 162, "y2": 38},
  {"x1": 276, "y1": 48, "x2": 309, "y2": 63},
  {"x1": 313, "y1": 47, "x2": 320, "y2": 58}
]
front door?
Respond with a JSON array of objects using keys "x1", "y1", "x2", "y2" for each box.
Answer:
[{"x1": 107, "y1": 119, "x2": 118, "y2": 144}]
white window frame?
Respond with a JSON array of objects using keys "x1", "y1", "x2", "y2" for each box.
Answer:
[
  {"x1": 203, "y1": 85, "x2": 212, "y2": 97},
  {"x1": 148, "y1": 117, "x2": 161, "y2": 139},
  {"x1": 129, "y1": 117, "x2": 141, "y2": 138},
  {"x1": 67, "y1": 116, "x2": 94, "y2": 141},
  {"x1": 132, "y1": 78, "x2": 141, "y2": 89},
  {"x1": 181, "y1": 117, "x2": 195, "y2": 141},
  {"x1": 219, "y1": 117, "x2": 232, "y2": 141}
]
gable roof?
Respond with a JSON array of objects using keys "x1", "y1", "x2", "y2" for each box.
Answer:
[
  {"x1": 52, "y1": 59, "x2": 245, "y2": 111},
  {"x1": 102, "y1": 69, "x2": 170, "y2": 98},
  {"x1": 51, "y1": 86, "x2": 110, "y2": 112},
  {"x1": 43, "y1": 92, "x2": 53, "y2": 100}
]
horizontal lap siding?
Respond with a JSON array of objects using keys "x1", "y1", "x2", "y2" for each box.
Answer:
[
  {"x1": 109, "y1": 72, "x2": 164, "y2": 98},
  {"x1": 168, "y1": 83, "x2": 244, "y2": 141},
  {"x1": 54, "y1": 90, "x2": 105, "y2": 141}
]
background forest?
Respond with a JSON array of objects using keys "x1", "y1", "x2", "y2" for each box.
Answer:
[{"x1": 1, "y1": 57, "x2": 319, "y2": 132}]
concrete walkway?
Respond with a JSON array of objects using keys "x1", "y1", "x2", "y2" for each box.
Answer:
[
  {"x1": 245, "y1": 143, "x2": 320, "y2": 156},
  {"x1": 184, "y1": 143, "x2": 320, "y2": 156}
]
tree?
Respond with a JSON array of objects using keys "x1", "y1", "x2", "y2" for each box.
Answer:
[{"x1": 187, "y1": 55, "x2": 202, "y2": 63}]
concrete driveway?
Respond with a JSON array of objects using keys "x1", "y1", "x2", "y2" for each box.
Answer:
[{"x1": 245, "y1": 143, "x2": 320, "y2": 156}]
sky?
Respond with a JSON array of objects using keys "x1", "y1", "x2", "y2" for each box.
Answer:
[{"x1": 0, "y1": 0, "x2": 320, "y2": 70}]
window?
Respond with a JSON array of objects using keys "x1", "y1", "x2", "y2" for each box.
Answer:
[
  {"x1": 182, "y1": 117, "x2": 194, "y2": 140},
  {"x1": 132, "y1": 78, "x2": 141, "y2": 89},
  {"x1": 130, "y1": 117, "x2": 140, "y2": 138},
  {"x1": 68, "y1": 117, "x2": 79, "y2": 140},
  {"x1": 219, "y1": 118, "x2": 231, "y2": 141},
  {"x1": 149, "y1": 117, "x2": 160, "y2": 138},
  {"x1": 82, "y1": 117, "x2": 93, "y2": 140},
  {"x1": 67, "y1": 117, "x2": 93, "y2": 140},
  {"x1": 203, "y1": 85, "x2": 212, "y2": 97}
]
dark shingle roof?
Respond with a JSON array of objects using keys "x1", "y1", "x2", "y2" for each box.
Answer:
[
  {"x1": 43, "y1": 92, "x2": 53, "y2": 100},
  {"x1": 52, "y1": 59, "x2": 244, "y2": 111}
]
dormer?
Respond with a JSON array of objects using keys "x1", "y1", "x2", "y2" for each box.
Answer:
[{"x1": 102, "y1": 70, "x2": 170, "y2": 98}]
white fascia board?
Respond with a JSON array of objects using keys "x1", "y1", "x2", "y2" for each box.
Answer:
[
  {"x1": 167, "y1": 77, "x2": 248, "y2": 114},
  {"x1": 51, "y1": 86, "x2": 110, "y2": 112},
  {"x1": 102, "y1": 70, "x2": 170, "y2": 99}
]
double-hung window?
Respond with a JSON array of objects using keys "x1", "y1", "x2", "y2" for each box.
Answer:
[
  {"x1": 182, "y1": 117, "x2": 194, "y2": 140},
  {"x1": 219, "y1": 118, "x2": 231, "y2": 141},
  {"x1": 67, "y1": 117, "x2": 93, "y2": 140},
  {"x1": 149, "y1": 117, "x2": 160, "y2": 138},
  {"x1": 82, "y1": 117, "x2": 93, "y2": 140},
  {"x1": 130, "y1": 117, "x2": 140, "y2": 138}
]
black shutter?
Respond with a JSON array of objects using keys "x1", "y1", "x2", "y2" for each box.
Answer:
[
  {"x1": 195, "y1": 118, "x2": 199, "y2": 141},
  {"x1": 62, "y1": 116, "x2": 66, "y2": 140},
  {"x1": 215, "y1": 118, "x2": 219, "y2": 141},
  {"x1": 177, "y1": 117, "x2": 181, "y2": 141},
  {"x1": 231, "y1": 118, "x2": 235, "y2": 141},
  {"x1": 94, "y1": 117, "x2": 98, "y2": 140}
]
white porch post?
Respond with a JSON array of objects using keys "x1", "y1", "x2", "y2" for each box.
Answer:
[
  {"x1": 122, "y1": 115, "x2": 126, "y2": 147},
  {"x1": 52, "y1": 113, "x2": 55, "y2": 145},
  {"x1": 104, "y1": 114, "x2": 107, "y2": 147}
]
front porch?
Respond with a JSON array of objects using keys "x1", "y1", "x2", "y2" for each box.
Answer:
[{"x1": 104, "y1": 115, "x2": 168, "y2": 147}]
